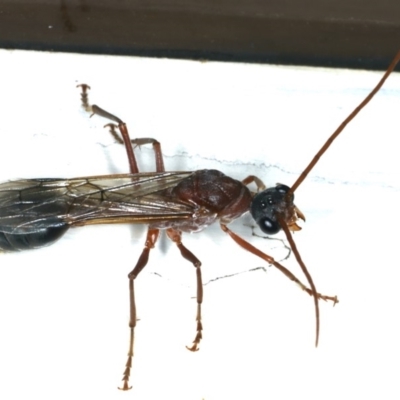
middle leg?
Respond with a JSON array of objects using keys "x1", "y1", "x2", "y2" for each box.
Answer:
[{"x1": 166, "y1": 228, "x2": 203, "y2": 352}]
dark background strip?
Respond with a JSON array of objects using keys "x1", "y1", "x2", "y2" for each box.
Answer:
[{"x1": 0, "y1": 0, "x2": 399, "y2": 70}]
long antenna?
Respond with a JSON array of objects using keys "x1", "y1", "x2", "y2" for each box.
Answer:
[{"x1": 289, "y1": 50, "x2": 400, "y2": 195}]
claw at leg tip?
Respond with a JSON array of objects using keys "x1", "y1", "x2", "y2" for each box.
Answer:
[{"x1": 118, "y1": 382, "x2": 132, "y2": 391}]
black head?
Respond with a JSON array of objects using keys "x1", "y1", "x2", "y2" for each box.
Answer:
[{"x1": 250, "y1": 184, "x2": 304, "y2": 235}]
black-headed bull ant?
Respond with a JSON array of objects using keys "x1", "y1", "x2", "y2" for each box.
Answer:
[{"x1": 0, "y1": 52, "x2": 399, "y2": 390}]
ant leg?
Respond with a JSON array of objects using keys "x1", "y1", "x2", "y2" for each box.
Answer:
[
  {"x1": 220, "y1": 223, "x2": 338, "y2": 346},
  {"x1": 77, "y1": 84, "x2": 165, "y2": 173},
  {"x1": 220, "y1": 223, "x2": 338, "y2": 302},
  {"x1": 77, "y1": 84, "x2": 138, "y2": 173},
  {"x1": 119, "y1": 228, "x2": 160, "y2": 391},
  {"x1": 76, "y1": 85, "x2": 168, "y2": 384},
  {"x1": 130, "y1": 138, "x2": 165, "y2": 173},
  {"x1": 104, "y1": 124, "x2": 165, "y2": 173},
  {"x1": 166, "y1": 228, "x2": 203, "y2": 352},
  {"x1": 242, "y1": 175, "x2": 266, "y2": 192},
  {"x1": 77, "y1": 83, "x2": 92, "y2": 112}
]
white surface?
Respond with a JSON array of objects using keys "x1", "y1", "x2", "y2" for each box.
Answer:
[{"x1": 0, "y1": 49, "x2": 399, "y2": 400}]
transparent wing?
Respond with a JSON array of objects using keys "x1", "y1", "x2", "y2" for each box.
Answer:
[{"x1": 0, "y1": 172, "x2": 196, "y2": 234}]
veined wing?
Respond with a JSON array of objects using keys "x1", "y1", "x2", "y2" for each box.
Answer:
[{"x1": 0, "y1": 172, "x2": 196, "y2": 234}]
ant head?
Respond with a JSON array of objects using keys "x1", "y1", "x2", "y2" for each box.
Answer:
[{"x1": 250, "y1": 184, "x2": 305, "y2": 235}]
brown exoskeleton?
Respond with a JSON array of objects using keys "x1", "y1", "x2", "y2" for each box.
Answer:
[{"x1": 0, "y1": 51, "x2": 398, "y2": 391}]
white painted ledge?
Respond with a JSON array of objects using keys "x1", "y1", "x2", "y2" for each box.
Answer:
[{"x1": 0, "y1": 49, "x2": 399, "y2": 400}]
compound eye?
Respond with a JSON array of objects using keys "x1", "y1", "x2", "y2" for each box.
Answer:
[{"x1": 258, "y1": 217, "x2": 281, "y2": 235}]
